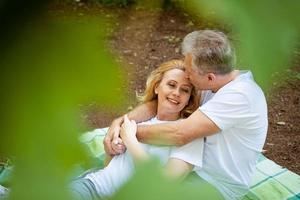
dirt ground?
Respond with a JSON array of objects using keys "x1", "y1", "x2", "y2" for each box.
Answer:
[{"x1": 53, "y1": 2, "x2": 300, "y2": 175}]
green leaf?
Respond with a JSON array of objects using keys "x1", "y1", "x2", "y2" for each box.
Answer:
[
  {"x1": 187, "y1": 0, "x2": 300, "y2": 92},
  {"x1": 0, "y1": 16, "x2": 125, "y2": 200},
  {"x1": 111, "y1": 160, "x2": 223, "y2": 200}
]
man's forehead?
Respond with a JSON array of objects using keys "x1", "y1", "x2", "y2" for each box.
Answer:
[
  {"x1": 184, "y1": 54, "x2": 199, "y2": 72},
  {"x1": 184, "y1": 53, "x2": 193, "y2": 68},
  {"x1": 184, "y1": 53, "x2": 193, "y2": 61}
]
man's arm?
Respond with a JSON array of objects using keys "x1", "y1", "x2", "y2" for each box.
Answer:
[
  {"x1": 127, "y1": 100, "x2": 158, "y2": 123},
  {"x1": 137, "y1": 109, "x2": 220, "y2": 146},
  {"x1": 103, "y1": 100, "x2": 157, "y2": 155}
]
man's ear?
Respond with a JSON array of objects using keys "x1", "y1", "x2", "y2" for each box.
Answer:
[{"x1": 207, "y1": 73, "x2": 216, "y2": 81}]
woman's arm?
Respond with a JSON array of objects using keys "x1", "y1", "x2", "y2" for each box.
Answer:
[
  {"x1": 164, "y1": 158, "x2": 194, "y2": 181},
  {"x1": 121, "y1": 115, "x2": 193, "y2": 181},
  {"x1": 121, "y1": 115, "x2": 193, "y2": 180},
  {"x1": 120, "y1": 115, "x2": 150, "y2": 163},
  {"x1": 104, "y1": 100, "x2": 158, "y2": 156}
]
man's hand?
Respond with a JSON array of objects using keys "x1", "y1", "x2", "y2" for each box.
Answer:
[
  {"x1": 111, "y1": 137, "x2": 126, "y2": 155},
  {"x1": 103, "y1": 117, "x2": 126, "y2": 156},
  {"x1": 103, "y1": 100, "x2": 157, "y2": 155}
]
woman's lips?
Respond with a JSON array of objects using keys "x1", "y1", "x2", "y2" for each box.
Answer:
[{"x1": 167, "y1": 97, "x2": 180, "y2": 105}]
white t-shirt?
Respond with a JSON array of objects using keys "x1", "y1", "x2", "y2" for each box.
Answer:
[
  {"x1": 84, "y1": 117, "x2": 204, "y2": 198},
  {"x1": 195, "y1": 71, "x2": 268, "y2": 200}
]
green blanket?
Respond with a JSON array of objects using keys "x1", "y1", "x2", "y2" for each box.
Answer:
[
  {"x1": 80, "y1": 128, "x2": 300, "y2": 200},
  {"x1": 243, "y1": 155, "x2": 300, "y2": 200},
  {"x1": 1, "y1": 128, "x2": 299, "y2": 200}
]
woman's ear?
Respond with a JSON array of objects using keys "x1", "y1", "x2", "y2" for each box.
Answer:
[
  {"x1": 154, "y1": 82, "x2": 161, "y2": 94},
  {"x1": 154, "y1": 85, "x2": 158, "y2": 94}
]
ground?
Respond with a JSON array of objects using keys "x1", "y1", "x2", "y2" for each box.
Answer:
[{"x1": 52, "y1": 2, "x2": 300, "y2": 175}]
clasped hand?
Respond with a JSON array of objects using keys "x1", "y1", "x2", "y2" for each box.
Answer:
[{"x1": 103, "y1": 115, "x2": 137, "y2": 156}]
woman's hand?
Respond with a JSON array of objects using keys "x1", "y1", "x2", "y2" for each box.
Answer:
[
  {"x1": 120, "y1": 115, "x2": 138, "y2": 146},
  {"x1": 120, "y1": 115, "x2": 149, "y2": 163},
  {"x1": 104, "y1": 117, "x2": 126, "y2": 156},
  {"x1": 103, "y1": 101, "x2": 157, "y2": 156}
]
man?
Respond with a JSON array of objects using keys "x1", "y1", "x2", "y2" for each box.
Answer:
[{"x1": 104, "y1": 30, "x2": 268, "y2": 199}]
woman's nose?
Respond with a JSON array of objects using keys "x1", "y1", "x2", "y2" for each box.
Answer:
[{"x1": 173, "y1": 88, "x2": 180, "y2": 96}]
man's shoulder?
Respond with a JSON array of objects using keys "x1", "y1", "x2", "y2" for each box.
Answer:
[{"x1": 222, "y1": 71, "x2": 264, "y2": 97}]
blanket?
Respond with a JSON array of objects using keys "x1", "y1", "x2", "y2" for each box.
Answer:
[
  {"x1": 80, "y1": 128, "x2": 300, "y2": 200},
  {"x1": 2, "y1": 128, "x2": 298, "y2": 199}
]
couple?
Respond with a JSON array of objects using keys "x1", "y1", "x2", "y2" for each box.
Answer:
[{"x1": 71, "y1": 30, "x2": 268, "y2": 200}]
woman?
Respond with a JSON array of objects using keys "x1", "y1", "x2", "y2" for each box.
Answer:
[{"x1": 70, "y1": 59, "x2": 203, "y2": 200}]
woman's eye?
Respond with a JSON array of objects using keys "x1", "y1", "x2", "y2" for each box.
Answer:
[
  {"x1": 181, "y1": 88, "x2": 190, "y2": 93},
  {"x1": 168, "y1": 83, "x2": 175, "y2": 88}
]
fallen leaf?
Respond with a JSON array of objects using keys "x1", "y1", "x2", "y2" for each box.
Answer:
[{"x1": 276, "y1": 121, "x2": 286, "y2": 126}]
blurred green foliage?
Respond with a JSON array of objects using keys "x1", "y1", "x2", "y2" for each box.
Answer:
[
  {"x1": 1, "y1": 0, "x2": 300, "y2": 199},
  {"x1": 184, "y1": 0, "x2": 300, "y2": 91},
  {"x1": 97, "y1": 0, "x2": 135, "y2": 7},
  {"x1": 0, "y1": 3, "x2": 125, "y2": 199},
  {"x1": 0, "y1": 159, "x2": 13, "y2": 187},
  {"x1": 111, "y1": 160, "x2": 223, "y2": 200},
  {"x1": 55, "y1": 0, "x2": 135, "y2": 6}
]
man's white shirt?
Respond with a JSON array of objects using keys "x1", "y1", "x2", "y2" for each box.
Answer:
[{"x1": 195, "y1": 70, "x2": 268, "y2": 200}]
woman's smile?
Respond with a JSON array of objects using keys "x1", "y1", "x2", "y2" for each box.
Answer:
[
  {"x1": 166, "y1": 97, "x2": 180, "y2": 105},
  {"x1": 155, "y1": 68, "x2": 192, "y2": 120}
]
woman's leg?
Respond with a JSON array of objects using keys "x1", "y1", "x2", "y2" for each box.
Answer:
[
  {"x1": 69, "y1": 178, "x2": 102, "y2": 200},
  {"x1": 184, "y1": 172, "x2": 224, "y2": 200}
]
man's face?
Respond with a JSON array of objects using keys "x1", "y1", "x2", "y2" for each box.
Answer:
[{"x1": 184, "y1": 53, "x2": 210, "y2": 90}]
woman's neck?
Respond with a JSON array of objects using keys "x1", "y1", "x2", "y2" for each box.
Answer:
[{"x1": 156, "y1": 109, "x2": 180, "y2": 121}]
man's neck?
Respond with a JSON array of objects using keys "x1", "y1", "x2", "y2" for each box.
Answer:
[{"x1": 212, "y1": 70, "x2": 240, "y2": 92}]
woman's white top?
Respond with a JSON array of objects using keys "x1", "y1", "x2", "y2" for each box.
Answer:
[{"x1": 84, "y1": 117, "x2": 204, "y2": 198}]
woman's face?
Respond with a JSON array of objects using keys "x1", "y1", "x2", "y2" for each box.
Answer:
[{"x1": 155, "y1": 68, "x2": 193, "y2": 119}]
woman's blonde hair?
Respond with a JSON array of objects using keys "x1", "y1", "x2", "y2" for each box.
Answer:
[{"x1": 138, "y1": 59, "x2": 201, "y2": 118}]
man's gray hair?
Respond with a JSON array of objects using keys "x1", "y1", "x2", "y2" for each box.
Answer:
[{"x1": 181, "y1": 30, "x2": 236, "y2": 74}]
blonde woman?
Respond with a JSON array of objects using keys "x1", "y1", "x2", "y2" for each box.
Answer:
[{"x1": 70, "y1": 60, "x2": 205, "y2": 200}]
